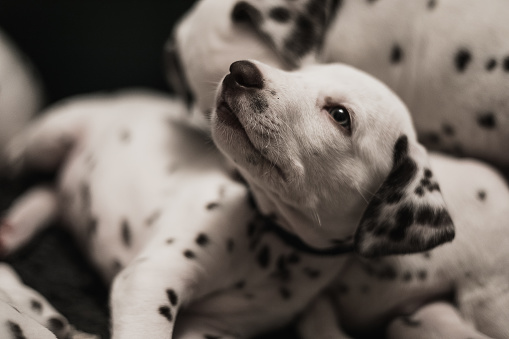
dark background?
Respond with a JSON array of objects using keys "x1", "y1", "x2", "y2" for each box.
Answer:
[
  {"x1": 0, "y1": 2, "x2": 294, "y2": 338},
  {"x1": 0, "y1": 0, "x2": 197, "y2": 105}
]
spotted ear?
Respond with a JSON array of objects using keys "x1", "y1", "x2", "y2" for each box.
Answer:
[
  {"x1": 354, "y1": 135, "x2": 455, "y2": 257},
  {"x1": 230, "y1": 0, "x2": 340, "y2": 68}
]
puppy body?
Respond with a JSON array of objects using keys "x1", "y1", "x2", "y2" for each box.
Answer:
[
  {"x1": 170, "y1": 0, "x2": 509, "y2": 168},
  {"x1": 210, "y1": 61, "x2": 509, "y2": 338},
  {"x1": 2, "y1": 90, "x2": 351, "y2": 338}
]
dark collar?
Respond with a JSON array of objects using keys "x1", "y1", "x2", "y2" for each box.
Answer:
[{"x1": 263, "y1": 217, "x2": 355, "y2": 256}]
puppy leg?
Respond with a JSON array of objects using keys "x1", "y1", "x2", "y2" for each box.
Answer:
[
  {"x1": 0, "y1": 185, "x2": 59, "y2": 256},
  {"x1": 297, "y1": 292, "x2": 353, "y2": 339},
  {"x1": 4, "y1": 104, "x2": 86, "y2": 175},
  {"x1": 0, "y1": 301, "x2": 58, "y2": 339},
  {"x1": 387, "y1": 302, "x2": 493, "y2": 339},
  {"x1": 0, "y1": 263, "x2": 70, "y2": 339},
  {"x1": 110, "y1": 253, "x2": 201, "y2": 339}
]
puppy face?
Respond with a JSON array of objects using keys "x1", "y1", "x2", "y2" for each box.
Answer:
[{"x1": 212, "y1": 61, "x2": 454, "y2": 256}]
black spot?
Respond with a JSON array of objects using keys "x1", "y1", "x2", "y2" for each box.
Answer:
[
  {"x1": 231, "y1": 1, "x2": 263, "y2": 24},
  {"x1": 424, "y1": 169, "x2": 433, "y2": 178},
  {"x1": 422, "y1": 252, "x2": 432, "y2": 259},
  {"x1": 196, "y1": 233, "x2": 209, "y2": 246},
  {"x1": 269, "y1": 6, "x2": 291, "y2": 23},
  {"x1": 303, "y1": 267, "x2": 321, "y2": 279},
  {"x1": 378, "y1": 266, "x2": 398, "y2": 280},
  {"x1": 183, "y1": 250, "x2": 196, "y2": 259},
  {"x1": 402, "y1": 271, "x2": 413, "y2": 282},
  {"x1": 48, "y1": 317, "x2": 66, "y2": 331},
  {"x1": 486, "y1": 58, "x2": 497, "y2": 71},
  {"x1": 166, "y1": 238, "x2": 175, "y2": 244},
  {"x1": 427, "y1": 0, "x2": 437, "y2": 9},
  {"x1": 257, "y1": 245, "x2": 271, "y2": 268},
  {"x1": 287, "y1": 252, "x2": 300, "y2": 264},
  {"x1": 273, "y1": 255, "x2": 291, "y2": 281},
  {"x1": 227, "y1": 238, "x2": 235, "y2": 252},
  {"x1": 206, "y1": 202, "x2": 219, "y2": 210},
  {"x1": 145, "y1": 210, "x2": 161, "y2": 227},
  {"x1": 477, "y1": 112, "x2": 497, "y2": 129},
  {"x1": 204, "y1": 335, "x2": 221, "y2": 339},
  {"x1": 112, "y1": 259, "x2": 123, "y2": 274},
  {"x1": 121, "y1": 220, "x2": 132, "y2": 248},
  {"x1": 442, "y1": 124, "x2": 455, "y2": 136},
  {"x1": 420, "y1": 178, "x2": 432, "y2": 187},
  {"x1": 415, "y1": 186, "x2": 425, "y2": 197},
  {"x1": 455, "y1": 48, "x2": 472, "y2": 72},
  {"x1": 421, "y1": 132, "x2": 441, "y2": 145},
  {"x1": 30, "y1": 299, "x2": 43, "y2": 313},
  {"x1": 415, "y1": 207, "x2": 452, "y2": 227},
  {"x1": 367, "y1": 0, "x2": 378, "y2": 3},
  {"x1": 284, "y1": 14, "x2": 316, "y2": 61},
  {"x1": 166, "y1": 289, "x2": 178, "y2": 306},
  {"x1": 158, "y1": 306, "x2": 173, "y2": 322},
  {"x1": 120, "y1": 130, "x2": 131, "y2": 142},
  {"x1": 418, "y1": 270, "x2": 428, "y2": 280},
  {"x1": 477, "y1": 190, "x2": 486, "y2": 201},
  {"x1": 234, "y1": 280, "x2": 245, "y2": 289},
  {"x1": 401, "y1": 316, "x2": 421, "y2": 327},
  {"x1": 338, "y1": 283, "x2": 349, "y2": 294},
  {"x1": 388, "y1": 205, "x2": 414, "y2": 241},
  {"x1": 390, "y1": 44, "x2": 403, "y2": 64},
  {"x1": 504, "y1": 56, "x2": 509, "y2": 71},
  {"x1": 279, "y1": 287, "x2": 292, "y2": 300},
  {"x1": 7, "y1": 321, "x2": 26, "y2": 339}
]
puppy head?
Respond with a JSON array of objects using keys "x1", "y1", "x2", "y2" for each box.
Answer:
[
  {"x1": 211, "y1": 60, "x2": 454, "y2": 257},
  {"x1": 165, "y1": 0, "x2": 288, "y2": 124}
]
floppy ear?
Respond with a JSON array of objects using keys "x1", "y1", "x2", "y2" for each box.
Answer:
[
  {"x1": 230, "y1": 0, "x2": 340, "y2": 68},
  {"x1": 355, "y1": 135, "x2": 455, "y2": 257}
]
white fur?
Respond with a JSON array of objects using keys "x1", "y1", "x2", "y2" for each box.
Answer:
[
  {"x1": 3, "y1": 59, "x2": 507, "y2": 339},
  {"x1": 0, "y1": 263, "x2": 98, "y2": 339},
  {"x1": 169, "y1": 0, "x2": 509, "y2": 169},
  {"x1": 0, "y1": 29, "x2": 43, "y2": 167}
]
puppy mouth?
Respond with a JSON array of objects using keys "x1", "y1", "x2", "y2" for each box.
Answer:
[{"x1": 215, "y1": 91, "x2": 287, "y2": 181}]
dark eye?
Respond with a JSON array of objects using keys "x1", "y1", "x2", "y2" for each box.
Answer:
[{"x1": 328, "y1": 106, "x2": 351, "y2": 130}]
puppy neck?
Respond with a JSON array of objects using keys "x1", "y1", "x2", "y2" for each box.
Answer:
[{"x1": 249, "y1": 181, "x2": 366, "y2": 250}]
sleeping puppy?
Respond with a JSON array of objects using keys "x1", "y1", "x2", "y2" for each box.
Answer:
[
  {"x1": 0, "y1": 29, "x2": 43, "y2": 168},
  {"x1": 1, "y1": 65, "x2": 455, "y2": 339},
  {"x1": 168, "y1": 0, "x2": 509, "y2": 169}
]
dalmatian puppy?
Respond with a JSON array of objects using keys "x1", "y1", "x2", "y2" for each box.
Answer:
[
  {"x1": 0, "y1": 263, "x2": 97, "y2": 339},
  {"x1": 168, "y1": 0, "x2": 509, "y2": 169},
  {"x1": 210, "y1": 60, "x2": 509, "y2": 338},
  {"x1": 0, "y1": 29, "x2": 43, "y2": 167},
  {"x1": 1, "y1": 64, "x2": 455, "y2": 339}
]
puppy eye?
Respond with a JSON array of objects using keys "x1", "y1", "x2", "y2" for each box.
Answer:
[{"x1": 328, "y1": 106, "x2": 351, "y2": 130}]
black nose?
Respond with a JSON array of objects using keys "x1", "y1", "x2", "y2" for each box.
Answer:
[{"x1": 230, "y1": 60, "x2": 264, "y2": 89}]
